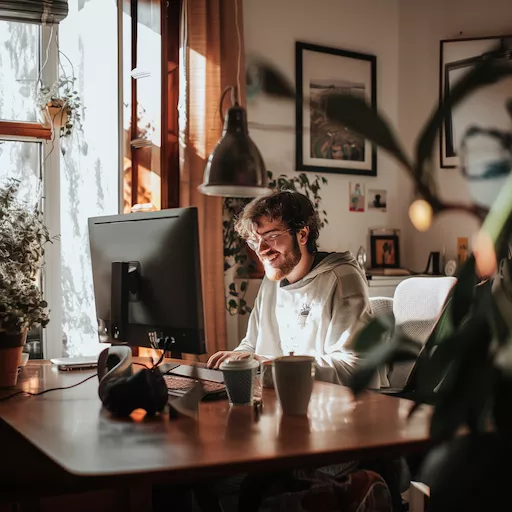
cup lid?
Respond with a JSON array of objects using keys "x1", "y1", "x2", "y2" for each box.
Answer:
[{"x1": 220, "y1": 355, "x2": 260, "y2": 371}]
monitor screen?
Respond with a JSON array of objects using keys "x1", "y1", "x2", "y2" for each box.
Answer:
[{"x1": 88, "y1": 207, "x2": 206, "y2": 354}]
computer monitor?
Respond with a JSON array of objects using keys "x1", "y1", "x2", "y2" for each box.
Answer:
[{"x1": 88, "y1": 207, "x2": 206, "y2": 355}]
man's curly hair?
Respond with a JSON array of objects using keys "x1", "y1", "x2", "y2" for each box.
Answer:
[{"x1": 234, "y1": 190, "x2": 320, "y2": 254}]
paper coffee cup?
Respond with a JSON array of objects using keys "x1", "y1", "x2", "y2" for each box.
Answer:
[{"x1": 220, "y1": 356, "x2": 259, "y2": 405}]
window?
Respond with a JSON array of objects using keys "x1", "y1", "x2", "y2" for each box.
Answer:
[
  {"x1": 0, "y1": 4, "x2": 120, "y2": 358},
  {"x1": 0, "y1": 0, "x2": 180, "y2": 357},
  {"x1": 0, "y1": 21, "x2": 54, "y2": 358},
  {"x1": 123, "y1": 0, "x2": 180, "y2": 213},
  {"x1": 57, "y1": 0, "x2": 119, "y2": 356}
]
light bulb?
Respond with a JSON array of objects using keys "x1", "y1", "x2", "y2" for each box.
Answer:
[
  {"x1": 473, "y1": 230, "x2": 497, "y2": 277},
  {"x1": 409, "y1": 199, "x2": 433, "y2": 232}
]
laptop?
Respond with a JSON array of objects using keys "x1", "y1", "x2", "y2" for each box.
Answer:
[{"x1": 50, "y1": 356, "x2": 98, "y2": 371}]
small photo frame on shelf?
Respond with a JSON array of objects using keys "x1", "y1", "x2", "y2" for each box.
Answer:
[{"x1": 370, "y1": 228, "x2": 400, "y2": 269}]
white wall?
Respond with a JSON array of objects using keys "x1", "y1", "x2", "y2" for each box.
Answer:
[
  {"x1": 398, "y1": 0, "x2": 512, "y2": 271},
  {"x1": 243, "y1": 0, "x2": 409, "y2": 262}
]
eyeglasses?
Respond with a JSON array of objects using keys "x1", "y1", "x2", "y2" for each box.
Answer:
[{"x1": 246, "y1": 229, "x2": 291, "y2": 251}]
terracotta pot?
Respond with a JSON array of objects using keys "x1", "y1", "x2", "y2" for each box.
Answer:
[
  {"x1": 0, "y1": 330, "x2": 28, "y2": 387},
  {"x1": 39, "y1": 104, "x2": 69, "y2": 128}
]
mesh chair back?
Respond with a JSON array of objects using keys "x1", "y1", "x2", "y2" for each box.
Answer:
[{"x1": 390, "y1": 276, "x2": 456, "y2": 389}]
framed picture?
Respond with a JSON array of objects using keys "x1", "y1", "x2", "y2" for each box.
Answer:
[
  {"x1": 370, "y1": 230, "x2": 400, "y2": 269},
  {"x1": 349, "y1": 181, "x2": 365, "y2": 212},
  {"x1": 439, "y1": 35, "x2": 512, "y2": 168},
  {"x1": 367, "y1": 188, "x2": 387, "y2": 212},
  {"x1": 295, "y1": 41, "x2": 377, "y2": 176}
]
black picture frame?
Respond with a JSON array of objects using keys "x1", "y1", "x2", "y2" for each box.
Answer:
[
  {"x1": 439, "y1": 35, "x2": 512, "y2": 169},
  {"x1": 295, "y1": 41, "x2": 377, "y2": 176},
  {"x1": 370, "y1": 234, "x2": 400, "y2": 269}
]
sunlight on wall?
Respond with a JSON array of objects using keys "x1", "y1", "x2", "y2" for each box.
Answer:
[
  {"x1": 59, "y1": 0, "x2": 119, "y2": 356},
  {"x1": 188, "y1": 48, "x2": 206, "y2": 159}
]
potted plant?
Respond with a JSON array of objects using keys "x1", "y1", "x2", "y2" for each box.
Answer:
[
  {"x1": 248, "y1": 48, "x2": 512, "y2": 509},
  {"x1": 36, "y1": 51, "x2": 83, "y2": 139},
  {"x1": 0, "y1": 179, "x2": 51, "y2": 386},
  {"x1": 36, "y1": 76, "x2": 83, "y2": 138},
  {"x1": 223, "y1": 170, "x2": 328, "y2": 316}
]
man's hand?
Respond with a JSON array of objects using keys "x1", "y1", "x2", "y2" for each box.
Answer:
[{"x1": 207, "y1": 350, "x2": 260, "y2": 369}]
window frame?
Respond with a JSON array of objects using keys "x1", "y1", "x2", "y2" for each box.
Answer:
[
  {"x1": 1, "y1": 1, "x2": 181, "y2": 358},
  {"x1": 0, "y1": 22, "x2": 62, "y2": 358}
]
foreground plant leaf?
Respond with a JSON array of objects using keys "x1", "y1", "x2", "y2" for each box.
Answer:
[
  {"x1": 450, "y1": 255, "x2": 477, "y2": 328},
  {"x1": 416, "y1": 53, "x2": 512, "y2": 202},
  {"x1": 324, "y1": 94, "x2": 411, "y2": 171},
  {"x1": 350, "y1": 321, "x2": 420, "y2": 394}
]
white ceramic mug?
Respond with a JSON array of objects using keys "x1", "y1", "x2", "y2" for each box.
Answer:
[{"x1": 272, "y1": 355, "x2": 315, "y2": 415}]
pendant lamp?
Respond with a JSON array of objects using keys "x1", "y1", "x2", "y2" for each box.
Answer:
[{"x1": 199, "y1": 88, "x2": 269, "y2": 198}]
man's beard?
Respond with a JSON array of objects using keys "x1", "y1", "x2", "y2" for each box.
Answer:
[{"x1": 262, "y1": 237, "x2": 302, "y2": 281}]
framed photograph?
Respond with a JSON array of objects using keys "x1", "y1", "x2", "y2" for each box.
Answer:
[
  {"x1": 439, "y1": 35, "x2": 512, "y2": 168},
  {"x1": 370, "y1": 230, "x2": 400, "y2": 269},
  {"x1": 349, "y1": 181, "x2": 365, "y2": 212},
  {"x1": 295, "y1": 41, "x2": 377, "y2": 176},
  {"x1": 367, "y1": 188, "x2": 387, "y2": 212}
]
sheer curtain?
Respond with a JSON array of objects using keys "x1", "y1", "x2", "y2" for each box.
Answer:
[{"x1": 179, "y1": 0, "x2": 246, "y2": 357}]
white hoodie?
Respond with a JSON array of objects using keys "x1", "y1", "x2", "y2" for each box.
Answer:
[{"x1": 234, "y1": 252, "x2": 383, "y2": 386}]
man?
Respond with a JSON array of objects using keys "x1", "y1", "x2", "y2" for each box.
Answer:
[{"x1": 208, "y1": 189, "x2": 381, "y2": 387}]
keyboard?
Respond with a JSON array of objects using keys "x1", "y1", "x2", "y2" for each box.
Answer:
[
  {"x1": 166, "y1": 364, "x2": 224, "y2": 383},
  {"x1": 163, "y1": 375, "x2": 226, "y2": 400}
]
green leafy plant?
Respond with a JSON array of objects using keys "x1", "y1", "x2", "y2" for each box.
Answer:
[
  {"x1": 0, "y1": 179, "x2": 53, "y2": 334},
  {"x1": 223, "y1": 170, "x2": 328, "y2": 316},
  {"x1": 249, "y1": 49, "x2": 512, "y2": 507},
  {"x1": 37, "y1": 76, "x2": 83, "y2": 138},
  {"x1": 36, "y1": 52, "x2": 83, "y2": 139}
]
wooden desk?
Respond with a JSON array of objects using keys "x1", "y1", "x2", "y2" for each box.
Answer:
[{"x1": 0, "y1": 360, "x2": 431, "y2": 498}]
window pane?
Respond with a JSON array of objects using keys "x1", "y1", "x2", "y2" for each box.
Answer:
[
  {"x1": 59, "y1": 0, "x2": 119, "y2": 356},
  {"x1": 0, "y1": 140, "x2": 41, "y2": 204},
  {"x1": 0, "y1": 140, "x2": 43, "y2": 358},
  {"x1": 123, "y1": 0, "x2": 161, "y2": 212},
  {"x1": 0, "y1": 21, "x2": 40, "y2": 122}
]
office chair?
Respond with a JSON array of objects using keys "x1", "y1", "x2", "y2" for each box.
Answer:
[
  {"x1": 387, "y1": 276, "x2": 457, "y2": 391},
  {"x1": 369, "y1": 296, "x2": 394, "y2": 318}
]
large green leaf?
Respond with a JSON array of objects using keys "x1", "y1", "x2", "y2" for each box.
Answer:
[
  {"x1": 352, "y1": 314, "x2": 395, "y2": 352},
  {"x1": 324, "y1": 94, "x2": 412, "y2": 171},
  {"x1": 429, "y1": 316, "x2": 492, "y2": 443},
  {"x1": 246, "y1": 60, "x2": 295, "y2": 100},
  {"x1": 416, "y1": 55, "x2": 512, "y2": 192},
  {"x1": 419, "y1": 434, "x2": 508, "y2": 512},
  {"x1": 350, "y1": 326, "x2": 420, "y2": 394},
  {"x1": 451, "y1": 255, "x2": 477, "y2": 328}
]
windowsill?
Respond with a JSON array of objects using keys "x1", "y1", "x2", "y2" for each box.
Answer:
[{"x1": 0, "y1": 121, "x2": 52, "y2": 140}]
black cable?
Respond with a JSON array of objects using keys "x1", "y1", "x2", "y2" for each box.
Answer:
[
  {"x1": 0, "y1": 373, "x2": 98, "y2": 402},
  {"x1": 152, "y1": 337, "x2": 175, "y2": 369}
]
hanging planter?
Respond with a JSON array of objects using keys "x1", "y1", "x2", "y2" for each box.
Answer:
[
  {"x1": 35, "y1": 51, "x2": 83, "y2": 139},
  {"x1": 39, "y1": 100, "x2": 70, "y2": 129}
]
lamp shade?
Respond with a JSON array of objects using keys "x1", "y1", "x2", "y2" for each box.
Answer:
[{"x1": 199, "y1": 105, "x2": 269, "y2": 197}]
